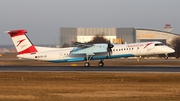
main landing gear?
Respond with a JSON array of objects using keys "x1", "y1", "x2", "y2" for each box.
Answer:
[
  {"x1": 84, "y1": 56, "x2": 104, "y2": 67},
  {"x1": 84, "y1": 62, "x2": 90, "y2": 67},
  {"x1": 98, "y1": 59, "x2": 104, "y2": 67},
  {"x1": 84, "y1": 55, "x2": 92, "y2": 67}
]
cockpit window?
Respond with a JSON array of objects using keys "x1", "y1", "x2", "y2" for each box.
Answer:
[{"x1": 155, "y1": 43, "x2": 164, "y2": 46}]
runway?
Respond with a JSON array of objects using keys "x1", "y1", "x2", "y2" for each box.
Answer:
[{"x1": 0, "y1": 66, "x2": 180, "y2": 72}]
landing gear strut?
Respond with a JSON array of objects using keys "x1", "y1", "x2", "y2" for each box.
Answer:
[
  {"x1": 164, "y1": 53, "x2": 168, "y2": 59},
  {"x1": 98, "y1": 59, "x2": 104, "y2": 67},
  {"x1": 84, "y1": 55, "x2": 93, "y2": 67}
]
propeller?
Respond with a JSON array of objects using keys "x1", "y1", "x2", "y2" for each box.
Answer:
[{"x1": 107, "y1": 40, "x2": 114, "y2": 56}]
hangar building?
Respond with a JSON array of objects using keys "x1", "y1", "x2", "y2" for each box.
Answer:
[{"x1": 60, "y1": 27, "x2": 180, "y2": 47}]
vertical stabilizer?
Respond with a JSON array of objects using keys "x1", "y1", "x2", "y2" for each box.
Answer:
[{"x1": 7, "y1": 29, "x2": 37, "y2": 54}]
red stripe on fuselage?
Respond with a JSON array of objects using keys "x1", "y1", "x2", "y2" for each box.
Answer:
[
  {"x1": 18, "y1": 45, "x2": 37, "y2": 54},
  {"x1": 143, "y1": 43, "x2": 153, "y2": 49}
]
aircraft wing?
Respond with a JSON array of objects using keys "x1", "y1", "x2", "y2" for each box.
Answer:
[
  {"x1": 71, "y1": 43, "x2": 109, "y2": 56},
  {"x1": 71, "y1": 42, "x2": 114, "y2": 56},
  {"x1": 73, "y1": 42, "x2": 93, "y2": 48}
]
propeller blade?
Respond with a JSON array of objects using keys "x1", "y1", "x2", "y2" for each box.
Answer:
[{"x1": 107, "y1": 40, "x2": 114, "y2": 56}]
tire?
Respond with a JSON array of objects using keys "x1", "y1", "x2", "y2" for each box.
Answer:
[
  {"x1": 98, "y1": 62, "x2": 104, "y2": 67},
  {"x1": 164, "y1": 57, "x2": 168, "y2": 59},
  {"x1": 84, "y1": 62, "x2": 90, "y2": 67}
]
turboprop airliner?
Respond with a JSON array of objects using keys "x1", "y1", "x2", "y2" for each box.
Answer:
[{"x1": 6, "y1": 29, "x2": 175, "y2": 67}]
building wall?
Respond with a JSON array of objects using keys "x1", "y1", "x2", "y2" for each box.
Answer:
[
  {"x1": 60, "y1": 27, "x2": 180, "y2": 47},
  {"x1": 60, "y1": 28, "x2": 117, "y2": 47},
  {"x1": 116, "y1": 28, "x2": 136, "y2": 43},
  {"x1": 77, "y1": 28, "x2": 116, "y2": 36},
  {"x1": 77, "y1": 28, "x2": 116, "y2": 43},
  {"x1": 60, "y1": 28, "x2": 77, "y2": 46},
  {"x1": 136, "y1": 29, "x2": 179, "y2": 44}
]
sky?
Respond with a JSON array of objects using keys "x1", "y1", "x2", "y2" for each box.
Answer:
[{"x1": 0, "y1": 0, "x2": 180, "y2": 45}]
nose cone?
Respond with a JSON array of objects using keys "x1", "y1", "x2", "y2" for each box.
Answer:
[
  {"x1": 170, "y1": 48, "x2": 175, "y2": 53},
  {"x1": 166, "y1": 47, "x2": 175, "y2": 53}
]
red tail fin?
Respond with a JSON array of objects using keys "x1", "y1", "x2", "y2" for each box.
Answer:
[{"x1": 7, "y1": 29, "x2": 38, "y2": 54}]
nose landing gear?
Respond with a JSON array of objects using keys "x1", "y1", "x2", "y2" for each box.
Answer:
[{"x1": 164, "y1": 53, "x2": 168, "y2": 59}]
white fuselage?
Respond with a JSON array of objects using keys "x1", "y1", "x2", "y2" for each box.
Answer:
[{"x1": 17, "y1": 41, "x2": 175, "y2": 62}]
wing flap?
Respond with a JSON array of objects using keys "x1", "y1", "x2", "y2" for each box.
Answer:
[{"x1": 73, "y1": 42, "x2": 92, "y2": 48}]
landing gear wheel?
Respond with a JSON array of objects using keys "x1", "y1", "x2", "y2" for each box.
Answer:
[
  {"x1": 84, "y1": 62, "x2": 90, "y2": 67},
  {"x1": 164, "y1": 57, "x2": 168, "y2": 59},
  {"x1": 98, "y1": 62, "x2": 104, "y2": 67}
]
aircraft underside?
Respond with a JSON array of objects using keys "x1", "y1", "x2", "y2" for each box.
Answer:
[{"x1": 47, "y1": 54, "x2": 135, "y2": 67}]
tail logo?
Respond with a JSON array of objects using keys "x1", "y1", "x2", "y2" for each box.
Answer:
[{"x1": 17, "y1": 39, "x2": 26, "y2": 47}]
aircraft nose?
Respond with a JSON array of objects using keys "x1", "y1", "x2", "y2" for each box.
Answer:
[
  {"x1": 166, "y1": 47, "x2": 175, "y2": 53},
  {"x1": 162, "y1": 46, "x2": 175, "y2": 53},
  {"x1": 169, "y1": 48, "x2": 175, "y2": 53}
]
